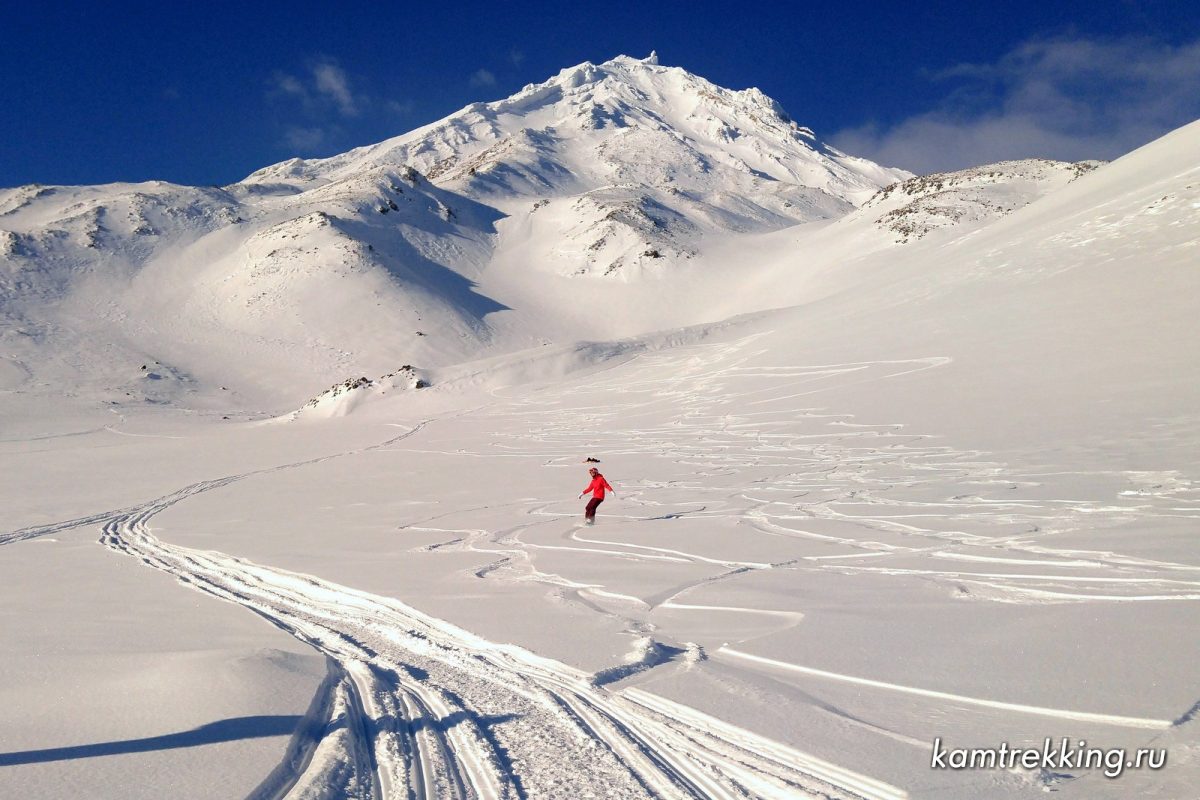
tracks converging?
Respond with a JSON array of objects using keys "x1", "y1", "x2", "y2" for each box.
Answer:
[
  {"x1": 13, "y1": 338, "x2": 1192, "y2": 797},
  {"x1": 92, "y1": 457, "x2": 903, "y2": 800}
]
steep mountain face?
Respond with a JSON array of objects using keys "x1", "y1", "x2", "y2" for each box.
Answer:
[
  {"x1": 243, "y1": 53, "x2": 911, "y2": 277},
  {"x1": 255, "y1": 54, "x2": 902, "y2": 198}
]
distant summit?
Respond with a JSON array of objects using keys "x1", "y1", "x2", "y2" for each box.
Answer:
[
  {"x1": 6, "y1": 54, "x2": 1054, "y2": 411},
  {"x1": 243, "y1": 54, "x2": 910, "y2": 277},
  {"x1": 249, "y1": 52, "x2": 906, "y2": 201}
]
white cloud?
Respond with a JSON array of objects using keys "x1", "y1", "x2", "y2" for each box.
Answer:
[
  {"x1": 831, "y1": 36, "x2": 1200, "y2": 174},
  {"x1": 312, "y1": 61, "x2": 358, "y2": 117},
  {"x1": 267, "y1": 58, "x2": 410, "y2": 155},
  {"x1": 270, "y1": 72, "x2": 307, "y2": 100},
  {"x1": 470, "y1": 68, "x2": 497, "y2": 88},
  {"x1": 268, "y1": 59, "x2": 361, "y2": 118},
  {"x1": 283, "y1": 126, "x2": 326, "y2": 152},
  {"x1": 385, "y1": 98, "x2": 414, "y2": 116}
]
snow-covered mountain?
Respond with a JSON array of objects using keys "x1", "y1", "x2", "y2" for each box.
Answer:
[
  {"x1": 1, "y1": 54, "x2": 919, "y2": 409},
  {"x1": 245, "y1": 52, "x2": 909, "y2": 276},
  {"x1": 3, "y1": 51, "x2": 1199, "y2": 800},
  {"x1": 0, "y1": 53, "x2": 1176, "y2": 419}
]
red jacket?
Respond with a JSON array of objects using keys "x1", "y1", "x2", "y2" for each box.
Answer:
[{"x1": 582, "y1": 473, "x2": 614, "y2": 499}]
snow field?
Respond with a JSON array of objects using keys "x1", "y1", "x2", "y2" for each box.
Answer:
[{"x1": 1, "y1": 61, "x2": 1197, "y2": 799}]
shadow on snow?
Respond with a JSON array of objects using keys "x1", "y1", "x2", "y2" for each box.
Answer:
[{"x1": 0, "y1": 715, "x2": 303, "y2": 766}]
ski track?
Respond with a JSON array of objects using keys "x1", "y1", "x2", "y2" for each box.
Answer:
[
  {"x1": 716, "y1": 649, "x2": 1173, "y2": 730},
  {"x1": 3, "y1": 406, "x2": 907, "y2": 798},
  {"x1": 470, "y1": 337, "x2": 1200, "y2": 609},
  {"x1": 0, "y1": 421, "x2": 433, "y2": 549},
  {"x1": 8, "y1": 336, "x2": 1198, "y2": 797},
  {"x1": 86, "y1": 464, "x2": 906, "y2": 800}
]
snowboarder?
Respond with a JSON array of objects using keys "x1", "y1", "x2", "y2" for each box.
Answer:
[{"x1": 578, "y1": 467, "x2": 614, "y2": 525}]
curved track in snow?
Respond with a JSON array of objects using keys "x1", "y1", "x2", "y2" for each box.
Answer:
[
  {"x1": 61, "y1": 424, "x2": 907, "y2": 800},
  {"x1": 96, "y1": 474, "x2": 906, "y2": 799},
  {"x1": 8, "y1": 336, "x2": 1195, "y2": 797}
]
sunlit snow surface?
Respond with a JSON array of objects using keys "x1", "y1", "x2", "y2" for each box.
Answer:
[{"x1": 1, "y1": 70, "x2": 1198, "y2": 799}]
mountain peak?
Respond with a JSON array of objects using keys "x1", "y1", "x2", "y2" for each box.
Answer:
[
  {"x1": 252, "y1": 54, "x2": 906, "y2": 199},
  {"x1": 233, "y1": 55, "x2": 910, "y2": 277},
  {"x1": 598, "y1": 51, "x2": 661, "y2": 68}
]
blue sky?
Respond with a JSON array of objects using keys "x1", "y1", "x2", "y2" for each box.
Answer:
[{"x1": 2, "y1": 0, "x2": 1198, "y2": 187}]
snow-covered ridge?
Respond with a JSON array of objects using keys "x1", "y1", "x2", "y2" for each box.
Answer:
[
  {"x1": 288, "y1": 366, "x2": 429, "y2": 421},
  {"x1": 240, "y1": 53, "x2": 910, "y2": 277},
  {"x1": 863, "y1": 159, "x2": 1102, "y2": 242},
  {"x1": 244, "y1": 52, "x2": 907, "y2": 200},
  {"x1": 0, "y1": 160, "x2": 502, "y2": 408}
]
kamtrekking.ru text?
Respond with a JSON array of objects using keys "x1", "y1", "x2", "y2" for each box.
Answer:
[{"x1": 930, "y1": 737, "x2": 1166, "y2": 779}]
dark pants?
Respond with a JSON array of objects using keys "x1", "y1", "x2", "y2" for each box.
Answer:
[{"x1": 585, "y1": 497, "x2": 603, "y2": 520}]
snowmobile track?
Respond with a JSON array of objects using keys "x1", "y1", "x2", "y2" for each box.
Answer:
[{"x1": 82, "y1": 426, "x2": 907, "y2": 799}]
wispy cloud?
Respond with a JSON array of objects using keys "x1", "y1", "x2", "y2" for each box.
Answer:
[
  {"x1": 268, "y1": 57, "x2": 415, "y2": 155},
  {"x1": 283, "y1": 126, "x2": 327, "y2": 151},
  {"x1": 268, "y1": 58, "x2": 362, "y2": 118},
  {"x1": 270, "y1": 72, "x2": 307, "y2": 100},
  {"x1": 831, "y1": 35, "x2": 1200, "y2": 174},
  {"x1": 385, "y1": 98, "x2": 414, "y2": 116},
  {"x1": 312, "y1": 61, "x2": 358, "y2": 116},
  {"x1": 470, "y1": 68, "x2": 497, "y2": 88}
]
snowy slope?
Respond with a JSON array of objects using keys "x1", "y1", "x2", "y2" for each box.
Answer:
[
  {"x1": 0, "y1": 168, "x2": 501, "y2": 410},
  {"x1": 0, "y1": 54, "x2": 912, "y2": 411},
  {"x1": 861, "y1": 158, "x2": 1101, "y2": 242},
  {"x1": 1, "y1": 55, "x2": 1198, "y2": 800}
]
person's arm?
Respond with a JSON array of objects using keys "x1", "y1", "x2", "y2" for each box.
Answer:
[{"x1": 603, "y1": 478, "x2": 614, "y2": 494}]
